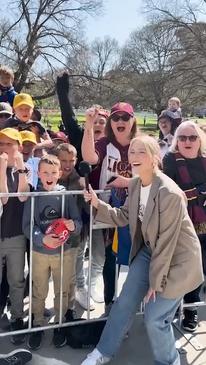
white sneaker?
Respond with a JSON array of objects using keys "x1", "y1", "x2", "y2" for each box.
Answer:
[
  {"x1": 91, "y1": 287, "x2": 104, "y2": 303},
  {"x1": 81, "y1": 348, "x2": 111, "y2": 365},
  {"x1": 75, "y1": 287, "x2": 95, "y2": 311}
]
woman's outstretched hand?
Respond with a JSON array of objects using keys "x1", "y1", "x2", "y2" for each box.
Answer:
[
  {"x1": 144, "y1": 288, "x2": 156, "y2": 304},
  {"x1": 84, "y1": 185, "x2": 99, "y2": 208}
]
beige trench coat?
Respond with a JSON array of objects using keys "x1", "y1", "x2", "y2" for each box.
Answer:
[{"x1": 95, "y1": 171, "x2": 204, "y2": 299}]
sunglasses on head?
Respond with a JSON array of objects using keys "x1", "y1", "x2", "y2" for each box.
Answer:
[
  {"x1": 0, "y1": 113, "x2": 10, "y2": 119},
  {"x1": 111, "y1": 113, "x2": 131, "y2": 122},
  {"x1": 177, "y1": 135, "x2": 198, "y2": 142}
]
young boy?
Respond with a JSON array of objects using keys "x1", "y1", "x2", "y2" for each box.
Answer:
[
  {"x1": 56, "y1": 143, "x2": 96, "y2": 311},
  {"x1": 0, "y1": 66, "x2": 17, "y2": 106},
  {"x1": 23, "y1": 154, "x2": 82, "y2": 350},
  {"x1": 167, "y1": 96, "x2": 182, "y2": 122},
  {"x1": 56, "y1": 143, "x2": 82, "y2": 190},
  {"x1": 20, "y1": 130, "x2": 37, "y2": 162},
  {"x1": 20, "y1": 130, "x2": 40, "y2": 189},
  {"x1": 0, "y1": 128, "x2": 29, "y2": 345},
  {"x1": 4, "y1": 93, "x2": 52, "y2": 149}
]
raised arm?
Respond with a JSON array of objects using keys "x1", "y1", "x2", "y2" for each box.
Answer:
[
  {"x1": 15, "y1": 151, "x2": 30, "y2": 202},
  {"x1": 0, "y1": 153, "x2": 9, "y2": 205},
  {"x1": 56, "y1": 72, "x2": 83, "y2": 162},
  {"x1": 81, "y1": 108, "x2": 99, "y2": 165}
]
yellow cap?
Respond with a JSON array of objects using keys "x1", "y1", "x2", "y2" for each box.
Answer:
[
  {"x1": 0, "y1": 128, "x2": 22, "y2": 145},
  {"x1": 13, "y1": 93, "x2": 34, "y2": 109},
  {"x1": 20, "y1": 130, "x2": 37, "y2": 145}
]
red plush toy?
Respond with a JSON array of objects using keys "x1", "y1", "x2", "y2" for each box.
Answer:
[{"x1": 44, "y1": 218, "x2": 70, "y2": 249}]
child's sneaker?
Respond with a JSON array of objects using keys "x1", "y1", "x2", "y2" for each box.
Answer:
[
  {"x1": 81, "y1": 348, "x2": 111, "y2": 365},
  {"x1": 52, "y1": 328, "x2": 67, "y2": 348},
  {"x1": 10, "y1": 318, "x2": 25, "y2": 345},
  {"x1": 27, "y1": 328, "x2": 44, "y2": 350},
  {"x1": 90, "y1": 287, "x2": 104, "y2": 303},
  {"x1": 0, "y1": 349, "x2": 32, "y2": 365}
]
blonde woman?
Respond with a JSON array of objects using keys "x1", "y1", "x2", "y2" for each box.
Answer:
[{"x1": 81, "y1": 135, "x2": 203, "y2": 365}]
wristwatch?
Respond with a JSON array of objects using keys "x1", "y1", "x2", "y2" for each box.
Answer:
[{"x1": 17, "y1": 168, "x2": 29, "y2": 174}]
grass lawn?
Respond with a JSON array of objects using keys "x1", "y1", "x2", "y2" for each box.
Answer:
[
  {"x1": 42, "y1": 111, "x2": 206, "y2": 136},
  {"x1": 43, "y1": 112, "x2": 158, "y2": 133}
]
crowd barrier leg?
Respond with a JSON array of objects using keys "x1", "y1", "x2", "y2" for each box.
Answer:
[
  {"x1": 59, "y1": 195, "x2": 65, "y2": 325},
  {"x1": 28, "y1": 196, "x2": 35, "y2": 330},
  {"x1": 114, "y1": 262, "x2": 119, "y2": 300},
  {"x1": 86, "y1": 202, "x2": 94, "y2": 320}
]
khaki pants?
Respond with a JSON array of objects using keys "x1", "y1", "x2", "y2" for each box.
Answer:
[
  {"x1": 32, "y1": 248, "x2": 78, "y2": 326},
  {"x1": 0, "y1": 235, "x2": 26, "y2": 320}
]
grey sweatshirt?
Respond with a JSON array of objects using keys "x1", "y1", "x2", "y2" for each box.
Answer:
[{"x1": 22, "y1": 184, "x2": 82, "y2": 255}]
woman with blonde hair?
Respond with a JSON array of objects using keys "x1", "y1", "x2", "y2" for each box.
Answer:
[
  {"x1": 81, "y1": 134, "x2": 203, "y2": 365},
  {"x1": 163, "y1": 120, "x2": 206, "y2": 332}
]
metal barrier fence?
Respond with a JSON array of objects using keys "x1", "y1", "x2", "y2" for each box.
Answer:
[
  {"x1": 0, "y1": 189, "x2": 205, "y2": 341},
  {"x1": 0, "y1": 189, "x2": 120, "y2": 338}
]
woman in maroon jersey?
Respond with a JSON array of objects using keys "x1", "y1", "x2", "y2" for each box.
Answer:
[{"x1": 81, "y1": 102, "x2": 138, "y2": 313}]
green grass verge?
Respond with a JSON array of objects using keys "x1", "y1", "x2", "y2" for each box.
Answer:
[
  {"x1": 43, "y1": 113, "x2": 158, "y2": 132},
  {"x1": 42, "y1": 112, "x2": 206, "y2": 136}
]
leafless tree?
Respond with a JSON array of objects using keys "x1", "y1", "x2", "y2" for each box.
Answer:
[
  {"x1": 90, "y1": 36, "x2": 119, "y2": 78},
  {"x1": 65, "y1": 36, "x2": 120, "y2": 106},
  {"x1": 88, "y1": 36, "x2": 119, "y2": 104},
  {"x1": 142, "y1": 0, "x2": 206, "y2": 108},
  {"x1": 120, "y1": 22, "x2": 182, "y2": 114},
  {"x1": 0, "y1": 0, "x2": 102, "y2": 98},
  {"x1": 143, "y1": 0, "x2": 206, "y2": 55}
]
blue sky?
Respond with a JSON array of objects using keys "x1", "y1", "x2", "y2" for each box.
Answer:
[{"x1": 85, "y1": 0, "x2": 146, "y2": 45}]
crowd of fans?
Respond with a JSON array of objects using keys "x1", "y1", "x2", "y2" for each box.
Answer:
[{"x1": 0, "y1": 65, "x2": 205, "y2": 365}]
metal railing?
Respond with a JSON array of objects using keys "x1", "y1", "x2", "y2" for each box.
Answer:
[
  {"x1": 0, "y1": 189, "x2": 117, "y2": 338},
  {"x1": 0, "y1": 189, "x2": 205, "y2": 341}
]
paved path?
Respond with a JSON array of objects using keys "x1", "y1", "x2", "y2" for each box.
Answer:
[{"x1": 0, "y1": 267, "x2": 206, "y2": 364}]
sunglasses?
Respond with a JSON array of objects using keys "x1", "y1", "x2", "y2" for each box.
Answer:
[
  {"x1": 0, "y1": 113, "x2": 11, "y2": 119},
  {"x1": 177, "y1": 135, "x2": 198, "y2": 142},
  {"x1": 111, "y1": 114, "x2": 131, "y2": 122}
]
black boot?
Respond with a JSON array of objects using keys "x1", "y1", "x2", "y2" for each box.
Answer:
[
  {"x1": 182, "y1": 309, "x2": 198, "y2": 332},
  {"x1": 52, "y1": 327, "x2": 67, "y2": 348},
  {"x1": 27, "y1": 326, "x2": 44, "y2": 350},
  {"x1": 10, "y1": 318, "x2": 25, "y2": 345},
  {"x1": 65, "y1": 309, "x2": 75, "y2": 322}
]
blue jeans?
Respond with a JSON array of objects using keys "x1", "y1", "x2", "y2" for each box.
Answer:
[
  {"x1": 76, "y1": 229, "x2": 105, "y2": 289},
  {"x1": 97, "y1": 246, "x2": 181, "y2": 365}
]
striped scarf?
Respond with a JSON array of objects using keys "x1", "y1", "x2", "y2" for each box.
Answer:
[{"x1": 175, "y1": 152, "x2": 206, "y2": 234}]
